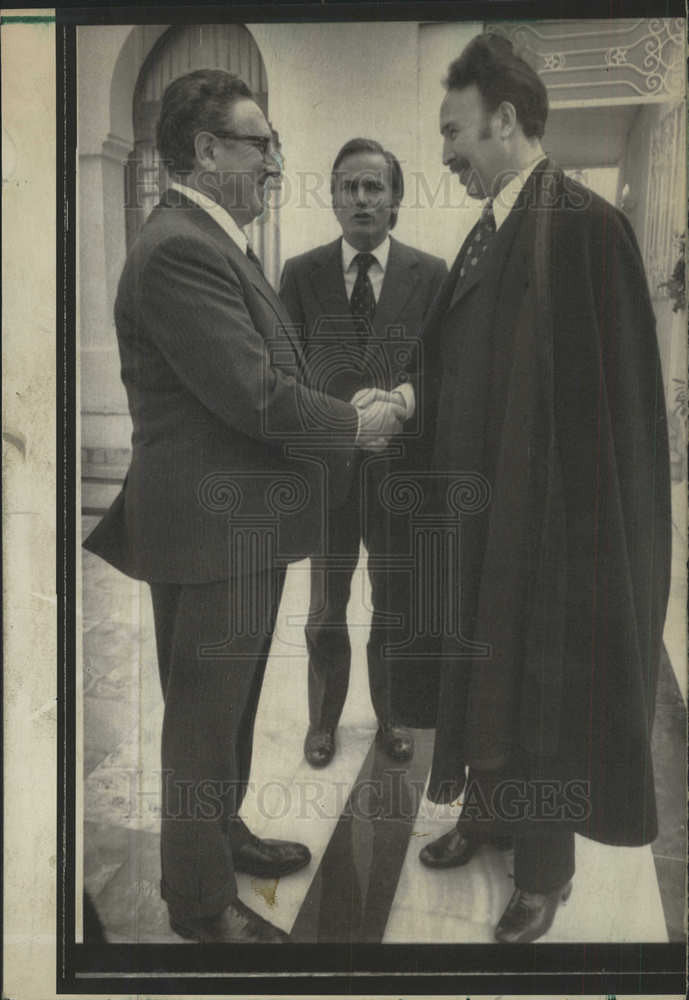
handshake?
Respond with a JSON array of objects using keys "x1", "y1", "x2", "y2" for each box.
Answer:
[{"x1": 350, "y1": 386, "x2": 409, "y2": 452}]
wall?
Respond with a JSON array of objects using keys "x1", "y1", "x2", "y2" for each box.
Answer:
[
  {"x1": 416, "y1": 22, "x2": 484, "y2": 264},
  {"x1": 78, "y1": 25, "x2": 167, "y2": 454},
  {"x1": 621, "y1": 101, "x2": 685, "y2": 399},
  {"x1": 248, "y1": 21, "x2": 479, "y2": 266}
]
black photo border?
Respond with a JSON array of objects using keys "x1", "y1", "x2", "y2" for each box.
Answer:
[{"x1": 56, "y1": 1, "x2": 687, "y2": 994}]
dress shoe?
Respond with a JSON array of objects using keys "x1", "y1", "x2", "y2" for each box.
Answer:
[
  {"x1": 304, "y1": 726, "x2": 336, "y2": 767},
  {"x1": 494, "y1": 881, "x2": 572, "y2": 943},
  {"x1": 419, "y1": 827, "x2": 478, "y2": 868},
  {"x1": 232, "y1": 834, "x2": 311, "y2": 878},
  {"x1": 376, "y1": 724, "x2": 414, "y2": 761},
  {"x1": 170, "y1": 897, "x2": 289, "y2": 943}
]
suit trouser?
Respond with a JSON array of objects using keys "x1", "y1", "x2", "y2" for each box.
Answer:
[
  {"x1": 150, "y1": 568, "x2": 285, "y2": 921},
  {"x1": 460, "y1": 767, "x2": 576, "y2": 894},
  {"x1": 306, "y1": 460, "x2": 408, "y2": 731},
  {"x1": 513, "y1": 830, "x2": 575, "y2": 894}
]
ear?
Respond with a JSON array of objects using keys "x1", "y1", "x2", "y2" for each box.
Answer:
[
  {"x1": 193, "y1": 131, "x2": 217, "y2": 171},
  {"x1": 496, "y1": 101, "x2": 518, "y2": 139}
]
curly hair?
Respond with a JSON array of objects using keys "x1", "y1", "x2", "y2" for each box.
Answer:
[
  {"x1": 445, "y1": 33, "x2": 548, "y2": 139},
  {"x1": 156, "y1": 69, "x2": 254, "y2": 174}
]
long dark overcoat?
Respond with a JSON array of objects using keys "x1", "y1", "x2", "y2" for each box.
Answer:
[{"x1": 412, "y1": 160, "x2": 671, "y2": 847}]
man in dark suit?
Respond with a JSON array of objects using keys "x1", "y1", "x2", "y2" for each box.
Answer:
[
  {"x1": 84, "y1": 72, "x2": 404, "y2": 944},
  {"x1": 418, "y1": 35, "x2": 671, "y2": 943},
  {"x1": 280, "y1": 139, "x2": 447, "y2": 768}
]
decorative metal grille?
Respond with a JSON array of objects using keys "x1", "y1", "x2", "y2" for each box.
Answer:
[{"x1": 488, "y1": 19, "x2": 685, "y2": 103}]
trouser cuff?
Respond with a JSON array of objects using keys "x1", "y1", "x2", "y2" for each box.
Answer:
[{"x1": 161, "y1": 877, "x2": 237, "y2": 922}]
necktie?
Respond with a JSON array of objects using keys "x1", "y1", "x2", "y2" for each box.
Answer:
[
  {"x1": 350, "y1": 252, "x2": 377, "y2": 341},
  {"x1": 246, "y1": 244, "x2": 264, "y2": 274},
  {"x1": 456, "y1": 199, "x2": 496, "y2": 288}
]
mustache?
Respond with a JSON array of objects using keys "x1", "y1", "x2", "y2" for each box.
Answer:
[{"x1": 450, "y1": 158, "x2": 471, "y2": 173}]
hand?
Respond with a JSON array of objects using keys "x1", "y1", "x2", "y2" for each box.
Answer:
[{"x1": 351, "y1": 387, "x2": 406, "y2": 451}]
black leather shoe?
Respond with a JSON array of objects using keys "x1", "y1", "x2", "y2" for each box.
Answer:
[
  {"x1": 419, "y1": 827, "x2": 478, "y2": 868},
  {"x1": 170, "y1": 897, "x2": 289, "y2": 943},
  {"x1": 494, "y1": 881, "x2": 572, "y2": 943},
  {"x1": 376, "y1": 724, "x2": 414, "y2": 761},
  {"x1": 304, "y1": 727, "x2": 336, "y2": 767},
  {"x1": 233, "y1": 835, "x2": 311, "y2": 878}
]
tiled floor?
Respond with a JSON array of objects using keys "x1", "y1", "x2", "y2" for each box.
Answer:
[{"x1": 81, "y1": 514, "x2": 686, "y2": 945}]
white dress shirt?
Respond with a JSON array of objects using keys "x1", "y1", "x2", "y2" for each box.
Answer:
[
  {"x1": 492, "y1": 154, "x2": 547, "y2": 230},
  {"x1": 341, "y1": 234, "x2": 414, "y2": 419},
  {"x1": 168, "y1": 180, "x2": 250, "y2": 254},
  {"x1": 341, "y1": 235, "x2": 390, "y2": 302}
]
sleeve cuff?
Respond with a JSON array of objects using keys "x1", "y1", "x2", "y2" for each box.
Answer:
[{"x1": 393, "y1": 382, "x2": 415, "y2": 421}]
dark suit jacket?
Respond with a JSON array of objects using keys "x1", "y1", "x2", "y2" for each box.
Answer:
[
  {"x1": 279, "y1": 236, "x2": 447, "y2": 414},
  {"x1": 280, "y1": 235, "x2": 448, "y2": 724},
  {"x1": 424, "y1": 160, "x2": 671, "y2": 847},
  {"x1": 84, "y1": 190, "x2": 358, "y2": 583}
]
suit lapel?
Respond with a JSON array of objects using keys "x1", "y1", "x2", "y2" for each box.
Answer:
[
  {"x1": 446, "y1": 162, "x2": 549, "y2": 312},
  {"x1": 237, "y1": 261, "x2": 308, "y2": 369},
  {"x1": 160, "y1": 190, "x2": 306, "y2": 367},
  {"x1": 306, "y1": 238, "x2": 423, "y2": 335},
  {"x1": 447, "y1": 211, "x2": 519, "y2": 310},
  {"x1": 308, "y1": 239, "x2": 350, "y2": 317},
  {"x1": 371, "y1": 238, "x2": 419, "y2": 337},
  {"x1": 305, "y1": 237, "x2": 422, "y2": 341},
  {"x1": 421, "y1": 239, "x2": 465, "y2": 338},
  {"x1": 447, "y1": 217, "x2": 485, "y2": 309}
]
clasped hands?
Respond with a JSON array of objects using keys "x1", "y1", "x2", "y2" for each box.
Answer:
[{"x1": 351, "y1": 386, "x2": 407, "y2": 451}]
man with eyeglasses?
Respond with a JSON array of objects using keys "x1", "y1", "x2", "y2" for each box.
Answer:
[{"x1": 84, "y1": 70, "x2": 403, "y2": 944}]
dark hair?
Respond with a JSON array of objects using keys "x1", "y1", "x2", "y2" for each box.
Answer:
[
  {"x1": 156, "y1": 69, "x2": 254, "y2": 175},
  {"x1": 444, "y1": 33, "x2": 548, "y2": 139},
  {"x1": 330, "y1": 137, "x2": 405, "y2": 229}
]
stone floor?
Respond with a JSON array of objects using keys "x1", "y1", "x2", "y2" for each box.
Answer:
[{"x1": 80, "y1": 513, "x2": 686, "y2": 946}]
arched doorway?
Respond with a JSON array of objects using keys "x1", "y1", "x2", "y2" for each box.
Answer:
[{"x1": 126, "y1": 24, "x2": 280, "y2": 284}]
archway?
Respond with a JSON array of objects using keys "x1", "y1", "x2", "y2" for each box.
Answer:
[{"x1": 127, "y1": 24, "x2": 280, "y2": 283}]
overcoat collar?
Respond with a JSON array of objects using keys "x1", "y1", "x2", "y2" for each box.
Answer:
[{"x1": 444, "y1": 158, "x2": 555, "y2": 311}]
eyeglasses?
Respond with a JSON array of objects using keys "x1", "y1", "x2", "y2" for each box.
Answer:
[{"x1": 212, "y1": 131, "x2": 274, "y2": 159}]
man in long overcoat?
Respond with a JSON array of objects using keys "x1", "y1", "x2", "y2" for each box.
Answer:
[{"x1": 418, "y1": 34, "x2": 671, "y2": 943}]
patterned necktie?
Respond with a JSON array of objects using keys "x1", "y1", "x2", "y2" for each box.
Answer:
[
  {"x1": 246, "y1": 244, "x2": 264, "y2": 274},
  {"x1": 456, "y1": 199, "x2": 496, "y2": 288},
  {"x1": 350, "y1": 252, "x2": 377, "y2": 340}
]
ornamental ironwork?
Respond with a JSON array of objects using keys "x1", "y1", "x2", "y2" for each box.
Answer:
[{"x1": 488, "y1": 19, "x2": 684, "y2": 102}]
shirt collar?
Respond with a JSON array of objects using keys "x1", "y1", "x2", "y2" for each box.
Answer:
[
  {"x1": 168, "y1": 180, "x2": 249, "y2": 254},
  {"x1": 341, "y1": 235, "x2": 391, "y2": 273},
  {"x1": 491, "y1": 155, "x2": 547, "y2": 230}
]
